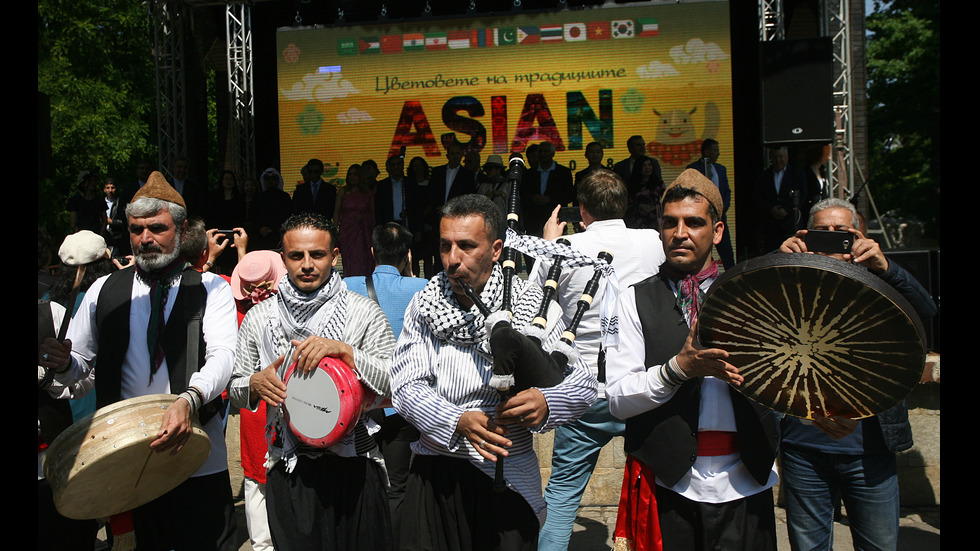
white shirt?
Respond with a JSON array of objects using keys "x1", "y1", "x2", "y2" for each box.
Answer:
[
  {"x1": 605, "y1": 281, "x2": 778, "y2": 504},
  {"x1": 528, "y1": 219, "x2": 665, "y2": 397},
  {"x1": 61, "y1": 270, "x2": 238, "y2": 476}
]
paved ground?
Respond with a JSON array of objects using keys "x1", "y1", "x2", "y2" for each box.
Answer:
[{"x1": 217, "y1": 413, "x2": 940, "y2": 551}]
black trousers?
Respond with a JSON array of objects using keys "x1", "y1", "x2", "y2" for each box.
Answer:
[
  {"x1": 656, "y1": 485, "x2": 776, "y2": 551},
  {"x1": 131, "y1": 470, "x2": 238, "y2": 551}
]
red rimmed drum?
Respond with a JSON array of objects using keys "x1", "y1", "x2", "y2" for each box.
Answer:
[{"x1": 282, "y1": 356, "x2": 375, "y2": 448}]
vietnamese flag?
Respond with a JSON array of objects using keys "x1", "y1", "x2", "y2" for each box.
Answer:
[{"x1": 587, "y1": 21, "x2": 611, "y2": 41}]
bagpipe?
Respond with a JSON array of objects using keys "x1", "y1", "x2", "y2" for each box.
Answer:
[{"x1": 458, "y1": 153, "x2": 615, "y2": 491}]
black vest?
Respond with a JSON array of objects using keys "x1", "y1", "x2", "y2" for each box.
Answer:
[
  {"x1": 38, "y1": 301, "x2": 74, "y2": 446},
  {"x1": 95, "y1": 267, "x2": 221, "y2": 423},
  {"x1": 623, "y1": 274, "x2": 779, "y2": 487}
]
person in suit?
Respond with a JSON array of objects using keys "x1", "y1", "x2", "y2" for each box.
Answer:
[
  {"x1": 575, "y1": 142, "x2": 607, "y2": 189},
  {"x1": 291, "y1": 158, "x2": 337, "y2": 219},
  {"x1": 614, "y1": 135, "x2": 662, "y2": 190},
  {"x1": 753, "y1": 146, "x2": 809, "y2": 256},
  {"x1": 171, "y1": 157, "x2": 207, "y2": 218},
  {"x1": 687, "y1": 139, "x2": 735, "y2": 268},
  {"x1": 521, "y1": 140, "x2": 574, "y2": 239},
  {"x1": 425, "y1": 143, "x2": 475, "y2": 271}
]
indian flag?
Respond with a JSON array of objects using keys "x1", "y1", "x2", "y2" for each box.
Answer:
[{"x1": 403, "y1": 33, "x2": 425, "y2": 51}]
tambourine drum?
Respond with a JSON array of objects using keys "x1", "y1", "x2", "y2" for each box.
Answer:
[
  {"x1": 42, "y1": 394, "x2": 211, "y2": 520},
  {"x1": 697, "y1": 253, "x2": 927, "y2": 419},
  {"x1": 282, "y1": 356, "x2": 372, "y2": 448}
]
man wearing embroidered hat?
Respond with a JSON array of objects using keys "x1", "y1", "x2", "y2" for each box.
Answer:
[
  {"x1": 229, "y1": 212, "x2": 396, "y2": 549},
  {"x1": 39, "y1": 171, "x2": 239, "y2": 549},
  {"x1": 606, "y1": 169, "x2": 780, "y2": 551}
]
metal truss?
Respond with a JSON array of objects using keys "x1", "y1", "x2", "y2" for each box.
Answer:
[
  {"x1": 226, "y1": 2, "x2": 256, "y2": 182},
  {"x1": 149, "y1": 1, "x2": 187, "y2": 180},
  {"x1": 759, "y1": 0, "x2": 785, "y2": 41},
  {"x1": 822, "y1": 0, "x2": 855, "y2": 202}
]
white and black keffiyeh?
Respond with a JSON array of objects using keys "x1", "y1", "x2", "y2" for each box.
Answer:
[
  {"x1": 416, "y1": 264, "x2": 542, "y2": 354},
  {"x1": 261, "y1": 270, "x2": 352, "y2": 471},
  {"x1": 504, "y1": 228, "x2": 621, "y2": 347}
]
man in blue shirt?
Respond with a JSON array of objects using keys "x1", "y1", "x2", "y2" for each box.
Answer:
[{"x1": 344, "y1": 222, "x2": 427, "y2": 547}]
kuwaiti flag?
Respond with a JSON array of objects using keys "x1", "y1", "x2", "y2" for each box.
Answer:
[
  {"x1": 563, "y1": 23, "x2": 587, "y2": 42},
  {"x1": 359, "y1": 36, "x2": 381, "y2": 53},
  {"x1": 540, "y1": 25, "x2": 564, "y2": 42},
  {"x1": 517, "y1": 26, "x2": 540, "y2": 44},
  {"x1": 587, "y1": 21, "x2": 610, "y2": 40},
  {"x1": 473, "y1": 29, "x2": 495, "y2": 47},
  {"x1": 495, "y1": 27, "x2": 517, "y2": 45},
  {"x1": 448, "y1": 30, "x2": 471, "y2": 49},
  {"x1": 425, "y1": 32, "x2": 448, "y2": 50},
  {"x1": 381, "y1": 35, "x2": 402, "y2": 54},
  {"x1": 404, "y1": 33, "x2": 425, "y2": 51},
  {"x1": 611, "y1": 20, "x2": 635, "y2": 39},
  {"x1": 637, "y1": 18, "x2": 659, "y2": 37}
]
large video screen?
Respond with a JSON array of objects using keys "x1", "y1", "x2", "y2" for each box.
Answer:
[{"x1": 276, "y1": 1, "x2": 733, "y2": 202}]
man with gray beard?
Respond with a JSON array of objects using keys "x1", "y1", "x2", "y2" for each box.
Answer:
[{"x1": 39, "y1": 172, "x2": 239, "y2": 550}]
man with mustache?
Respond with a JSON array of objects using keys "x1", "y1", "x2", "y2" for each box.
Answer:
[
  {"x1": 39, "y1": 173, "x2": 239, "y2": 549},
  {"x1": 391, "y1": 194, "x2": 597, "y2": 550},
  {"x1": 606, "y1": 169, "x2": 780, "y2": 551}
]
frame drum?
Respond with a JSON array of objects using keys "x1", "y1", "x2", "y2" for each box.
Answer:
[
  {"x1": 42, "y1": 394, "x2": 210, "y2": 520},
  {"x1": 282, "y1": 356, "x2": 373, "y2": 448},
  {"x1": 697, "y1": 253, "x2": 927, "y2": 419}
]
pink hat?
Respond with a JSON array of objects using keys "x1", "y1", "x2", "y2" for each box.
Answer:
[{"x1": 231, "y1": 250, "x2": 287, "y2": 303}]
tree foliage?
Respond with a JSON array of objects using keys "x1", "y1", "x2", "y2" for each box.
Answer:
[
  {"x1": 866, "y1": 0, "x2": 940, "y2": 241},
  {"x1": 37, "y1": 0, "x2": 157, "y2": 232}
]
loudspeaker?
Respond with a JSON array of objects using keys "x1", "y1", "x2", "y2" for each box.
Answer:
[{"x1": 760, "y1": 38, "x2": 834, "y2": 144}]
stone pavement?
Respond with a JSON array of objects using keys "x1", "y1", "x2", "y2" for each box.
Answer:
[{"x1": 220, "y1": 412, "x2": 940, "y2": 551}]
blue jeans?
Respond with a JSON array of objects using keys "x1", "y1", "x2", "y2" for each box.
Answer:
[
  {"x1": 781, "y1": 445, "x2": 899, "y2": 551},
  {"x1": 538, "y1": 399, "x2": 625, "y2": 551}
]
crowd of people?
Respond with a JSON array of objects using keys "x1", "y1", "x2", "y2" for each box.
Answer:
[{"x1": 38, "y1": 139, "x2": 935, "y2": 551}]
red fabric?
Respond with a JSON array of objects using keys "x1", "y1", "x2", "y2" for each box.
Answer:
[
  {"x1": 110, "y1": 511, "x2": 134, "y2": 535},
  {"x1": 697, "y1": 430, "x2": 738, "y2": 456},
  {"x1": 240, "y1": 401, "x2": 269, "y2": 483},
  {"x1": 614, "y1": 455, "x2": 663, "y2": 551}
]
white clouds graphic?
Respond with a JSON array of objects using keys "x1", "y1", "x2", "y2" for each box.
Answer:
[
  {"x1": 282, "y1": 73, "x2": 359, "y2": 103},
  {"x1": 670, "y1": 38, "x2": 729, "y2": 65},
  {"x1": 337, "y1": 107, "x2": 374, "y2": 125},
  {"x1": 637, "y1": 61, "x2": 679, "y2": 79}
]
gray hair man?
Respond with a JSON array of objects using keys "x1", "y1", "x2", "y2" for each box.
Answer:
[
  {"x1": 777, "y1": 197, "x2": 937, "y2": 551},
  {"x1": 39, "y1": 172, "x2": 239, "y2": 549}
]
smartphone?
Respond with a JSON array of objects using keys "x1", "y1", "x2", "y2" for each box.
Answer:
[
  {"x1": 559, "y1": 206, "x2": 582, "y2": 233},
  {"x1": 804, "y1": 230, "x2": 852, "y2": 254}
]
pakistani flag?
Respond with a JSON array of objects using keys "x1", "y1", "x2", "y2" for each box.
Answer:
[
  {"x1": 495, "y1": 27, "x2": 517, "y2": 46},
  {"x1": 611, "y1": 20, "x2": 635, "y2": 39}
]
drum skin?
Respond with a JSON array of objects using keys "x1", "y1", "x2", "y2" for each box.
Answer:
[
  {"x1": 697, "y1": 253, "x2": 927, "y2": 420},
  {"x1": 282, "y1": 356, "x2": 372, "y2": 448},
  {"x1": 42, "y1": 394, "x2": 211, "y2": 520}
]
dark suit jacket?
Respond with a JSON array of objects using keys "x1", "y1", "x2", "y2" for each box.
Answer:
[
  {"x1": 426, "y1": 165, "x2": 476, "y2": 227},
  {"x1": 292, "y1": 180, "x2": 338, "y2": 219},
  {"x1": 375, "y1": 176, "x2": 423, "y2": 233},
  {"x1": 753, "y1": 165, "x2": 808, "y2": 252},
  {"x1": 174, "y1": 179, "x2": 207, "y2": 218},
  {"x1": 574, "y1": 165, "x2": 606, "y2": 188},
  {"x1": 521, "y1": 163, "x2": 574, "y2": 237}
]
